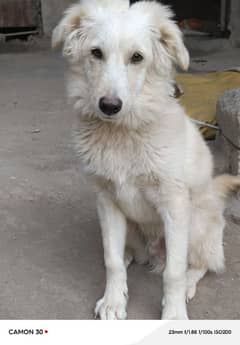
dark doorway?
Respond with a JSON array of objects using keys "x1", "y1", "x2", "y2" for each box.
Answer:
[{"x1": 130, "y1": 0, "x2": 231, "y2": 36}]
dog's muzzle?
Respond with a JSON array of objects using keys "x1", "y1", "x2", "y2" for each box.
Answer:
[{"x1": 99, "y1": 97, "x2": 122, "y2": 116}]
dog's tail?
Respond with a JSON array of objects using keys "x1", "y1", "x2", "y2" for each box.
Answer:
[{"x1": 213, "y1": 174, "x2": 240, "y2": 200}]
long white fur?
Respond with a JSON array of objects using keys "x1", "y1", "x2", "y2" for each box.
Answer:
[{"x1": 53, "y1": 0, "x2": 239, "y2": 320}]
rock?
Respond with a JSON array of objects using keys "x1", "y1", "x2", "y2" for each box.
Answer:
[{"x1": 216, "y1": 88, "x2": 240, "y2": 174}]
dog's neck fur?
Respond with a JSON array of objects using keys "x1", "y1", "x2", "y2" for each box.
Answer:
[
  {"x1": 75, "y1": 117, "x2": 150, "y2": 182},
  {"x1": 74, "y1": 92, "x2": 186, "y2": 185}
]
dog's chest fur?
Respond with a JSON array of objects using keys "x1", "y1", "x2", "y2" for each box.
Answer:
[
  {"x1": 113, "y1": 181, "x2": 160, "y2": 224},
  {"x1": 75, "y1": 119, "x2": 161, "y2": 224}
]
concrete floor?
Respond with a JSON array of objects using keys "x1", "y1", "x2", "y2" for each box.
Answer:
[{"x1": 0, "y1": 42, "x2": 239, "y2": 319}]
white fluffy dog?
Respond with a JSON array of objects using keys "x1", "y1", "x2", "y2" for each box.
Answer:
[{"x1": 53, "y1": 0, "x2": 240, "y2": 319}]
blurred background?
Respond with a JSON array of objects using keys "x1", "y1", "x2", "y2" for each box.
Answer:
[{"x1": 0, "y1": 0, "x2": 238, "y2": 42}]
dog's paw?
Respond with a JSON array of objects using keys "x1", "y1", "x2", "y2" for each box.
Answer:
[
  {"x1": 161, "y1": 304, "x2": 188, "y2": 320},
  {"x1": 95, "y1": 291, "x2": 128, "y2": 320}
]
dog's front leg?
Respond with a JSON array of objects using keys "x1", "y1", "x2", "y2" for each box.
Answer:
[
  {"x1": 95, "y1": 192, "x2": 128, "y2": 320},
  {"x1": 149, "y1": 186, "x2": 190, "y2": 320}
]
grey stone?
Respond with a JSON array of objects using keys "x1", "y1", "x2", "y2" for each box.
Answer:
[{"x1": 216, "y1": 88, "x2": 240, "y2": 174}]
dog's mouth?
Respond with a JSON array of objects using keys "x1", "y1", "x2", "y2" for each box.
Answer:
[{"x1": 98, "y1": 113, "x2": 121, "y2": 122}]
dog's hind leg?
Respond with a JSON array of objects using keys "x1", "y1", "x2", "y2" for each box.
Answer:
[{"x1": 187, "y1": 203, "x2": 225, "y2": 302}]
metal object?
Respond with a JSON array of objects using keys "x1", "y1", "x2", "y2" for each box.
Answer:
[
  {"x1": 2, "y1": 30, "x2": 38, "y2": 37},
  {"x1": 192, "y1": 119, "x2": 220, "y2": 130}
]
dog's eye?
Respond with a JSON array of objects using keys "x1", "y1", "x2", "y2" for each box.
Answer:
[
  {"x1": 130, "y1": 52, "x2": 144, "y2": 64},
  {"x1": 91, "y1": 48, "x2": 103, "y2": 59}
]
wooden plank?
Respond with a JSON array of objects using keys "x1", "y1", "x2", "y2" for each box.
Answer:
[{"x1": 0, "y1": 0, "x2": 39, "y2": 28}]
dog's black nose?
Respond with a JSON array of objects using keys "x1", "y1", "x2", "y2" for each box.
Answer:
[{"x1": 99, "y1": 97, "x2": 122, "y2": 116}]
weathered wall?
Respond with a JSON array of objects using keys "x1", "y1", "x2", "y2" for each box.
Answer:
[
  {"x1": 0, "y1": 0, "x2": 38, "y2": 28},
  {"x1": 41, "y1": 0, "x2": 74, "y2": 35},
  {"x1": 229, "y1": 0, "x2": 240, "y2": 47}
]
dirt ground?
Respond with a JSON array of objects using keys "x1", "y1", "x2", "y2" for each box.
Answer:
[{"x1": 0, "y1": 40, "x2": 239, "y2": 319}]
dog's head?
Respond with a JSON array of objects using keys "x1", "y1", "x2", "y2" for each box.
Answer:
[{"x1": 53, "y1": 0, "x2": 189, "y2": 126}]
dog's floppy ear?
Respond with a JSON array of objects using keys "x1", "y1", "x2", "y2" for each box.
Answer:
[
  {"x1": 52, "y1": 4, "x2": 86, "y2": 49},
  {"x1": 131, "y1": 1, "x2": 189, "y2": 71},
  {"x1": 159, "y1": 21, "x2": 189, "y2": 71}
]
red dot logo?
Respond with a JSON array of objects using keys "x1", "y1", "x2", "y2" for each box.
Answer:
[{"x1": 45, "y1": 330, "x2": 48, "y2": 334}]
